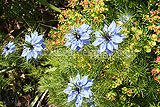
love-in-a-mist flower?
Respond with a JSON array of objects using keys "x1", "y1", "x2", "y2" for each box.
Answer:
[
  {"x1": 117, "y1": 13, "x2": 130, "y2": 24},
  {"x1": 21, "y1": 30, "x2": 46, "y2": 61},
  {"x1": 2, "y1": 41, "x2": 15, "y2": 57},
  {"x1": 84, "y1": 97, "x2": 97, "y2": 107},
  {"x1": 64, "y1": 24, "x2": 93, "y2": 52},
  {"x1": 63, "y1": 73, "x2": 93, "y2": 107},
  {"x1": 92, "y1": 20, "x2": 126, "y2": 56}
]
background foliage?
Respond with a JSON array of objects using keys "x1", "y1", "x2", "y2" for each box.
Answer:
[{"x1": 0, "y1": 0, "x2": 160, "y2": 107}]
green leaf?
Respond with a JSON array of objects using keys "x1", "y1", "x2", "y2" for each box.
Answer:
[
  {"x1": 29, "y1": 93, "x2": 42, "y2": 107},
  {"x1": 45, "y1": 67, "x2": 57, "y2": 73},
  {"x1": 0, "y1": 101, "x2": 6, "y2": 107},
  {"x1": 36, "y1": 0, "x2": 61, "y2": 13}
]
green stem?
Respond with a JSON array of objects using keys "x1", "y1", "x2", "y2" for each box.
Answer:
[
  {"x1": 0, "y1": 66, "x2": 16, "y2": 73},
  {"x1": 36, "y1": 0, "x2": 61, "y2": 13}
]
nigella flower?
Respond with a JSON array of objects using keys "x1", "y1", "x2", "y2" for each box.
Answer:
[
  {"x1": 117, "y1": 13, "x2": 130, "y2": 24},
  {"x1": 63, "y1": 73, "x2": 93, "y2": 107},
  {"x1": 64, "y1": 24, "x2": 93, "y2": 52},
  {"x1": 92, "y1": 20, "x2": 126, "y2": 56},
  {"x1": 2, "y1": 41, "x2": 15, "y2": 57},
  {"x1": 21, "y1": 30, "x2": 46, "y2": 61}
]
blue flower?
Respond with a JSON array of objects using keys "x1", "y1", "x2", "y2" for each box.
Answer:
[
  {"x1": 117, "y1": 13, "x2": 130, "y2": 24},
  {"x1": 84, "y1": 97, "x2": 97, "y2": 107},
  {"x1": 21, "y1": 30, "x2": 46, "y2": 61},
  {"x1": 92, "y1": 20, "x2": 126, "y2": 56},
  {"x1": 63, "y1": 73, "x2": 93, "y2": 107},
  {"x1": 64, "y1": 24, "x2": 93, "y2": 52},
  {"x1": 2, "y1": 41, "x2": 15, "y2": 57}
]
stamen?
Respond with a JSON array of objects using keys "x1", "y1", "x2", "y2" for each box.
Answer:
[
  {"x1": 28, "y1": 44, "x2": 34, "y2": 51},
  {"x1": 73, "y1": 32, "x2": 81, "y2": 40},
  {"x1": 102, "y1": 31, "x2": 111, "y2": 40},
  {"x1": 6, "y1": 47, "x2": 9, "y2": 50},
  {"x1": 74, "y1": 86, "x2": 81, "y2": 93},
  {"x1": 25, "y1": 41, "x2": 35, "y2": 50}
]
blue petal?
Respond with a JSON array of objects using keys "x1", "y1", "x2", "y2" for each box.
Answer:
[
  {"x1": 26, "y1": 52, "x2": 32, "y2": 61},
  {"x1": 34, "y1": 45, "x2": 43, "y2": 51},
  {"x1": 84, "y1": 79, "x2": 94, "y2": 87},
  {"x1": 38, "y1": 34, "x2": 43, "y2": 40},
  {"x1": 120, "y1": 34, "x2": 127, "y2": 38},
  {"x1": 41, "y1": 44, "x2": 46, "y2": 50},
  {"x1": 71, "y1": 41, "x2": 77, "y2": 51},
  {"x1": 76, "y1": 46, "x2": 81, "y2": 52},
  {"x1": 92, "y1": 38, "x2": 103, "y2": 46},
  {"x1": 11, "y1": 49, "x2": 15, "y2": 52},
  {"x1": 25, "y1": 35, "x2": 31, "y2": 42},
  {"x1": 107, "y1": 41, "x2": 113, "y2": 51},
  {"x1": 108, "y1": 20, "x2": 116, "y2": 33},
  {"x1": 8, "y1": 41, "x2": 13, "y2": 46},
  {"x1": 87, "y1": 88, "x2": 92, "y2": 97},
  {"x1": 112, "y1": 42, "x2": 118, "y2": 50},
  {"x1": 72, "y1": 26, "x2": 77, "y2": 32},
  {"x1": 106, "y1": 49, "x2": 113, "y2": 56},
  {"x1": 10, "y1": 44, "x2": 15, "y2": 49},
  {"x1": 4, "y1": 51, "x2": 9, "y2": 57},
  {"x1": 37, "y1": 51, "x2": 42, "y2": 55},
  {"x1": 79, "y1": 24, "x2": 89, "y2": 33},
  {"x1": 65, "y1": 33, "x2": 72, "y2": 39},
  {"x1": 83, "y1": 39, "x2": 90, "y2": 44},
  {"x1": 114, "y1": 33, "x2": 126, "y2": 38},
  {"x1": 64, "y1": 40, "x2": 71, "y2": 46},
  {"x1": 63, "y1": 86, "x2": 73, "y2": 94},
  {"x1": 35, "y1": 35, "x2": 43, "y2": 44},
  {"x1": 68, "y1": 82, "x2": 74, "y2": 87},
  {"x1": 67, "y1": 91, "x2": 77, "y2": 103},
  {"x1": 80, "y1": 88, "x2": 90, "y2": 98},
  {"x1": 79, "y1": 75, "x2": 88, "y2": 86},
  {"x1": 76, "y1": 73, "x2": 80, "y2": 81},
  {"x1": 103, "y1": 24, "x2": 108, "y2": 32},
  {"x1": 72, "y1": 74, "x2": 80, "y2": 86},
  {"x1": 80, "y1": 34, "x2": 90, "y2": 40},
  {"x1": 117, "y1": 21, "x2": 123, "y2": 24},
  {"x1": 28, "y1": 30, "x2": 44, "y2": 45},
  {"x1": 98, "y1": 42, "x2": 106, "y2": 53},
  {"x1": 21, "y1": 48, "x2": 29, "y2": 57},
  {"x1": 111, "y1": 35, "x2": 123, "y2": 43},
  {"x1": 75, "y1": 94, "x2": 83, "y2": 107},
  {"x1": 115, "y1": 26, "x2": 122, "y2": 33},
  {"x1": 69, "y1": 76, "x2": 73, "y2": 82},
  {"x1": 77, "y1": 40, "x2": 83, "y2": 48},
  {"x1": 31, "y1": 30, "x2": 38, "y2": 43},
  {"x1": 87, "y1": 30, "x2": 93, "y2": 34},
  {"x1": 36, "y1": 39, "x2": 44, "y2": 45},
  {"x1": 72, "y1": 77, "x2": 78, "y2": 85},
  {"x1": 32, "y1": 51, "x2": 38, "y2": 59},
  {"x1": 95, "y1": 31, "x2": 102, "y2": 37},
  {"x1": 34, "y1": 30, "x2": 38, "y2": 36}
]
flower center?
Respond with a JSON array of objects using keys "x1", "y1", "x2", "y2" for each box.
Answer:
[
  {"x1": 74, "y1": 86, "x2": 81, "y2": 93},
  {"x1": 6, "y1": 47, "x2": 9, "y2": 50},
  {"x1": 29, "y1": 44, "x2": 34, "y2": 50},
  {"x1": 102, "y1": 31, "x2": 111, "y2": 41},
  {"x1": 73, "y1": 32, "x2": 81, "y2": 40},
  {"x1": 25, "y1": 42, "x2": 34, "y2": 50}
]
